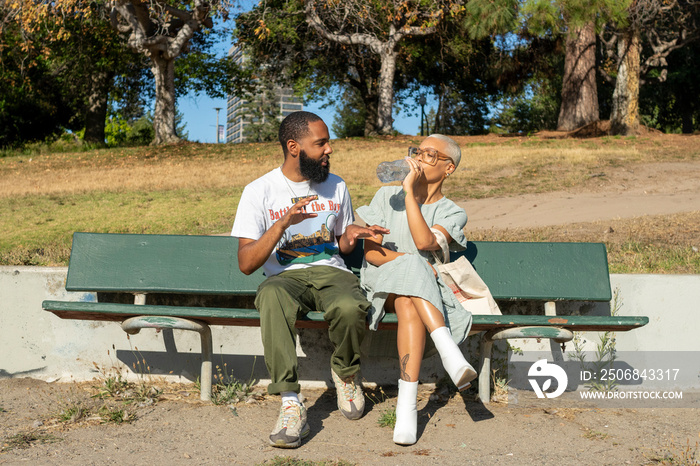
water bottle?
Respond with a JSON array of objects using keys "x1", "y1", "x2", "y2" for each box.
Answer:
[{"x1": 376, "y1": 158, "x2": 411, "y2": 183}]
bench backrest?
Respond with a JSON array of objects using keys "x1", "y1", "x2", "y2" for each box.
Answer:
[
  {"x1": 342, "y1": 239, "x2": 612, "y2": 302},
  {"x1": 66, "y1": 232, "x2": 265, "y2": 295},
  {"x1": 66, "y1": 232, "x2": 611, "y2": 302}
]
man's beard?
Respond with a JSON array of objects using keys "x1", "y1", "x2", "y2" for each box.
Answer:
[{"x1": 299, "y1": 149, "x2": 330, "y2": 183}]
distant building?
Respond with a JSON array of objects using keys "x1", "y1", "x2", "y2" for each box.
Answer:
[{"x1": 225, "y1": 45, "x2": 303, "y2": 144}]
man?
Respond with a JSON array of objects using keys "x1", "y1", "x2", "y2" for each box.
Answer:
[{"x1": 231, "y1": 111, "x2": 388, "y2": 448}]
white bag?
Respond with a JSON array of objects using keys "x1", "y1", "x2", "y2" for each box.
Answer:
[{"x1": 431, "y1": 228, "x2": 501, "y2": 315}]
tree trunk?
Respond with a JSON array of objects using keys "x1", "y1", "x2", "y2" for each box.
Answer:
[
  {"x1": 434, "y1": 86, "x2": 447, "y2": 133},
  {"x1": 83, "y1": 70, "x2": 113, "y2": 146},
  {"x1": 151, "y1": 53, "x2": 179, "y2": 145},
  {"x1": 610, "y1": 31, "x2": 641, "y2": 135},
  {"x1": 376, "y1": 48, "x2": 397, "y2": 135},
  {"x1": 363, "y1": 97, "x2": 379, "y2": 137},
  {"x1": 681, "y1": 110, "x2": 694, "y2": 134},
  {"x1": 557, "y1": 22, "x2": 599, "y2": 131}
]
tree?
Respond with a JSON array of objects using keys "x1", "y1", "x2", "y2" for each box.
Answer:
[
  {"x1": 235, "y1": 0, "x2": 379, "y2": 136},
  {"x1": 3, "y1": 0, "x2": 156, "y2": 146},
  {"x1": 433, "y1": 89, "x2": 490, "y2": 134},
  {"x1": 415, "y1": 0, "x2": 567, "y2": 135},
  {"x1": 520, "y1": 0, "x2": 632, "y2": 132},
  {"x1": 242, "y1": 86, "x2": 284, "y2": 143},
  {"x1": 331, "y1": 87, "x2": 367, "y2": 138},
  {"x1": 304, "y1": 0, "x2": 462, "y2": 135},
  {"x1": 640, "y1": 39, "x2": 700, "y2": 133},
  {"x1": 108, "y1": 0, "x2": 220, "y2": 144},
  {"x1": 395, "y1": 5, "x2": 509, "y2": 136},
  {"x1": 491, "y1": 76, "x2": 561, "y2": 133},
  {"x1": 557, "y1": 21, "x2": 598, "y2": 131},
  {"x1": 1, "y1": 1, "x2": 135, "y2": 146},
  {"x1": 601, "y1": 0, "x2": 700, "y2": 135},
  {"x1": 424, "y1": 108, "x2": 437, "y2": 135},
  {"x1": 4, "y1": 0, "x2": 250, "y2": 146},
  {"x1": 104, "y1": 110, "x2": 187, "y2": 146},
  {"x1": 54, "y1": 15, "x2": 145, "y2": 145},
  {"x1": 0, "y1": 22, "x2": 75, "y2": 147},
  {"x1": 237, "y1": 0, "x2": 466, "y2": 136}
]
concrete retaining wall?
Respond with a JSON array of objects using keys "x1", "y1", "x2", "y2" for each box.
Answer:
[{"x1": 1, "y1": 266, "x2": 698, "y2": 389}]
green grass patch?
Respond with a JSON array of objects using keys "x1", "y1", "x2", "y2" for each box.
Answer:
[
  {"x1": 58, "y1": 404, "x2": 88, "y2": 423},
  {"x1": 1, "y1": 187, "x2": 242, "y2": 265},
  {"x1": 608, "y1": 243, "x2": 700, "y2": 274},
  {"x1": 210, "y1": 362, "x2": 257, "y2": 406},
  {"x1": 98, "y1": 405, "x2": 133, "y2": 424},
  {"x1": 1, "y1": 431, "x2": 61, "y2": 452},
  {"x1": 377, "y1": 406, "x2": 397, "y2": 428},
  {"x1": 257, "y1": 457, "x2": 355, "y2": 466}
]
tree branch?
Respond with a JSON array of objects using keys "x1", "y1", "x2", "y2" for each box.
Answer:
[{"x1": 304, "y1": 0, "x2": 382, "y2": 52}]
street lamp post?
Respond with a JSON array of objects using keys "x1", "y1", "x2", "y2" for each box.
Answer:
[
  {"x1": 214, "y1": 107, "x2": 222, "y2": 143},
  {"x1": 418, "y1": 96, "x2": 427, "y2": 136}
]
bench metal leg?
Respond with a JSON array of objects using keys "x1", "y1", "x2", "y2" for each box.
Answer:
[
  {"x1": 479, "y1": 337, "x2": 494, "y2": 404},
  {"x1": 478, "y1": 327, "x2": 574, "y2": 404},
  {"x1": 121, "y1": 316, "x2": 213, "y2": 402}
]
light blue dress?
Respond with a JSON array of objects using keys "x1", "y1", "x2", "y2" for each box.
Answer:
[{"x1": 356, "y1": 186, "x2": 472, "y2": 345}]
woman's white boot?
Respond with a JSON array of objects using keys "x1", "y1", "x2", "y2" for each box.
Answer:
[
  {"x1": 430, "y1": 326, "x2": 477, "y2": 390},
  {"x1": 393, "y1": 379, "x2": 418, "y2": 445}
]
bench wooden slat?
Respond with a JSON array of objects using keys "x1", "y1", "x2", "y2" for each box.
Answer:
[
  {"x1": 455, "y1": 241, "x2": 612, "y2": 302},
  {"x1": 42, "y1": 300, "x2": 649, "y2": 332},
  {"x1": 65, "y1": 232, "x2": 265, "y2": 294}
]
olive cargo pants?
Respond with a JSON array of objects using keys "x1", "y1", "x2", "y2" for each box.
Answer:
[{"x1": 254, "y1": 266, "x2": 369, "y2": 394}]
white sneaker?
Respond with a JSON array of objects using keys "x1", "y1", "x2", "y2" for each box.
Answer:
[
  {"x1": 269, "y1": 400, "x2": 310, "y2": 448},
  {"x1": 331, "y1": 370, "x2": 365, "y2": 420}
]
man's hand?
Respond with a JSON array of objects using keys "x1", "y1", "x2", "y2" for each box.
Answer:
[
  {"x1": 237, "y1": 195, "x2": 319, "y2": 275},
  {"x1": 339, "y1": 224, "x2": 390, "y2": 254},
  {"x1": 345, "y1": 224, "x2": 390, "y2": 246},
  {"x1": 279, "y1": 195, "x2": 319, "y2": 229}
]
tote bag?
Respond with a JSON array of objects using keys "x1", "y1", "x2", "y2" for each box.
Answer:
[{"x1": 431, "y1": 228, "x2": 501, "y2": 315}]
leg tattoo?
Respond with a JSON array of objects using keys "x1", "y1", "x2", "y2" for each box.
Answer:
[{"x1": 400, "y1": 354, "x2": 412, "y2": 381}]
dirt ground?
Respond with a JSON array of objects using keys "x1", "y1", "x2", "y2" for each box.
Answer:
[
  {"x1": 460, "y1": 160, "x2": 700, "y2": 232},
  {"x1": 2, "y1": 134, "x2": 699, "y2": 465},
  {"x1": 1, "y1": 378, "x2": 699, "y2": 465}
]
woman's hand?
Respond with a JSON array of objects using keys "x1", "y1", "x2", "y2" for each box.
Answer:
[{"x1": 402, "y1": 157, "x2": 422, "y2": 194}]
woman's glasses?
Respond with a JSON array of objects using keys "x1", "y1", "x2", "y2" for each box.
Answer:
[{"x1": 407, "y1": 147, "x2": 454, "y2": 166}]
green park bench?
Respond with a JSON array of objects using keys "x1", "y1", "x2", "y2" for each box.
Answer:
[{"x1": 42, "y1": 232, "x2": 649, "y2": 403}]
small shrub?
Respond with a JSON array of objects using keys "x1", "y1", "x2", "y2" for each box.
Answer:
[
  {"x1": 365, "y1": 386, "x2": 396, "y2": 428},
  {"x1": 211, "y1": 363, "x2": 256, "y2": 406},
  {"x1": 99, "y1": 405, "x2": 133, "y2": 424},
  {"x1": 1, "y1": 431, "x2": 60, "y2": 452},
  {"x1": 58, "y1": 404, "x2": 87, "y2": 423}
]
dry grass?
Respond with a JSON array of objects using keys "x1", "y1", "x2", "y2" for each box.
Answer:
[
  {"x1": 0, "y1": 142, "x2": 282, "y2": 198},
  {"x1": 0, "y1": 134, "x2": 657, "y2": 200},
  {"x1": 469, "y1": 211, "x2": 700, "y2": 274},
  {"x1": 1, "y1": 133, "x2": 699, "y2": 269}
]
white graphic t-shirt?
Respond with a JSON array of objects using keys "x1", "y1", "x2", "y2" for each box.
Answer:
[{"x1": 231, "y1": 167, "x2": 355, "y2": 277}]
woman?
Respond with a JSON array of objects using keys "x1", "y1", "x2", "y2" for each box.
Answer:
[{"x1": 357, "y1": 134, "x2": 476, "y2": 445}]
